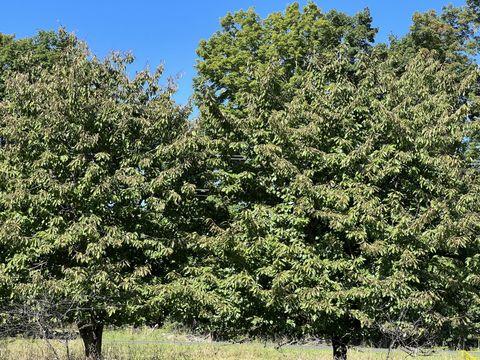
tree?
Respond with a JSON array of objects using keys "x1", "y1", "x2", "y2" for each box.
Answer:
[
  {"x1": 193, "y1": 3, "x2": 480, "y2": 359},
  {"x1": 0, "y1": 34, "x2": 200, "y2": 359},
  {"x1": 187, "y1": 3, "x2": 377, "y2": 342}
]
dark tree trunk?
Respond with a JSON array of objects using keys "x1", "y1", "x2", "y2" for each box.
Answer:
[
  {"x1": 78, "y1": 322, "x2": 103, "y2": 360},
  {"x1": 332, "y1": 334, "x2": 348, "y2": 360}
]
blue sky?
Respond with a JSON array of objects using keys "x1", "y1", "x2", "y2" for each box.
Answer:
[{"x1": 1, "y1": 0, "x2": 467, "y2": 105}]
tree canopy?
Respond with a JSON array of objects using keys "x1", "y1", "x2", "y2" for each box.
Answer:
[
  {"x1": 0, "y1": 36, "x2": 202, "y2": 359},
  {"x1": 1, "y1": 2, "x2": 480, "y2": 360},
  {"x1": 192, "y1": 3, "x2": 480, "y2": 359}
]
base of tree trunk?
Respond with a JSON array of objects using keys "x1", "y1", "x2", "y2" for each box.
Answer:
[
  {"x1": 332, "y1": 335, "x2": 348, "y2": 360},
  {"x1": 78, "y1": 322, "x2": 103, "y2": 360}
]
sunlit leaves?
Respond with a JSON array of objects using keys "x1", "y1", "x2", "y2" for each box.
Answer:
[
  {"x1": 192, "y1": 2, "x2": 480, "y2": 347},
  {"x1": 0, "y1": 33, "x2": 198, "y2": 331}
]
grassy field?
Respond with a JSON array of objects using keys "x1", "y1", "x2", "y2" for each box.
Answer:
[{"x1": 0, "y1": 327, "x2": 474, "y2": 360}]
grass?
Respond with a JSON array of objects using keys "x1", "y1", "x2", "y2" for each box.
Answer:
[{"x1": 0, "y1": 327, "x2": 473, "y2": 360}]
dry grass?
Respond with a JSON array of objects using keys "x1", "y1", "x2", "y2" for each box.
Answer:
[{"x1": 0, "y1": 327, "x2": 470, "y2": 360}]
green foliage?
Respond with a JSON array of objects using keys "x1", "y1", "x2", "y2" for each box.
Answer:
[
  {"x1": 0, "y1": 33, "x2": 200, "y2": 338},
  {"x1": 1, "y1": 3, "x2": 480, "y2": 359},
  {"x1": 192, "y1": 1, "x2": 480, "y2": 353},
  {"x1": 194, "y1": 2, "x2": 377, "y2": 115},
  {"x1": 0, "y1": 29, "x2": 76, "y2": 99}
]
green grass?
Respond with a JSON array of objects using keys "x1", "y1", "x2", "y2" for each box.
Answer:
[{"x1": 0, "y1": 327, "x2": 471, "y2": 360}]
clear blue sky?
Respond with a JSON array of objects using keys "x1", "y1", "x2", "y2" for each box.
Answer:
[{"x1": 1, "y1": 0, "x2": 466, "y2": 105}]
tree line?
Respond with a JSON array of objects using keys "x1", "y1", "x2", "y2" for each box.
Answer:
[{"x1": 1, "y1": 2, "x2": 480, "y2": 359}]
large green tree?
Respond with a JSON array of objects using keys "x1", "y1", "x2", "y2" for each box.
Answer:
[
  {"x1": 192, "y1": 3, "x2": 480, "y2": 359},
  {"x1": 0, "y1": 35, "x2": 201, "y2": 359}
]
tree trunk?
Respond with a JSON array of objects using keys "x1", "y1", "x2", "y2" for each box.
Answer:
[
  {"x1": 78, "y1": 322, "x2": 103, "y2": 360},
  {"x1": 332, "y1": 334, "x2": 348, "y2": 360}
]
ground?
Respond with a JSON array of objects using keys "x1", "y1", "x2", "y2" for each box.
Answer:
[{"x1": 0, "y1": 327, "x2": 476, "y2": 359}]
